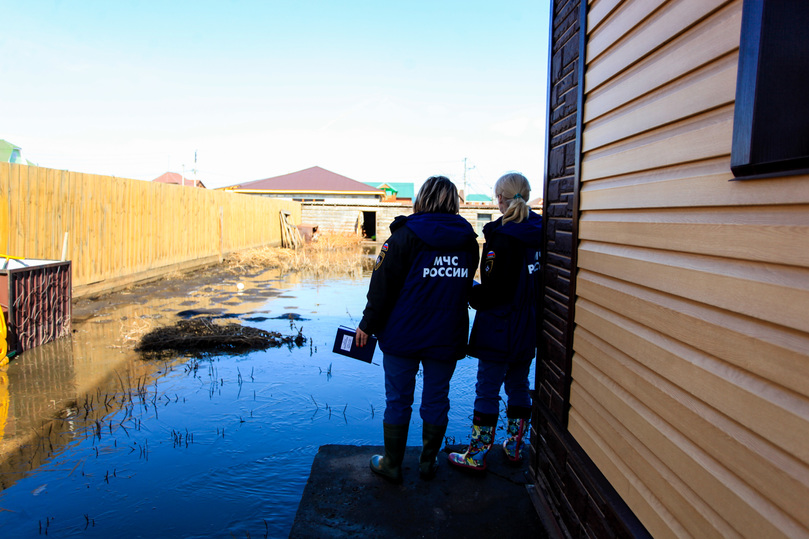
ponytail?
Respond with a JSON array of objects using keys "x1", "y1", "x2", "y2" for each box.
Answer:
[{"x1": 495, "y1": 173, "x2": 531, "y2": 224}]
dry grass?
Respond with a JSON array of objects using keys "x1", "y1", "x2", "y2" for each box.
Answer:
[
  {"x1": 112, "y1": 233, "x2": 373, "y2": 351},
  {"x1": 226, "y1": 232, "x2": 374, "y2": 275},
  {"x1": 160, "y1": 270, "x2": 186, "y2": 281}
]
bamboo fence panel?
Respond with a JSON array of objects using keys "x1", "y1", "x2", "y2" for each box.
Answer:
[{"x1": 0, "y1": 163, "x2": 300, "y2": 297}]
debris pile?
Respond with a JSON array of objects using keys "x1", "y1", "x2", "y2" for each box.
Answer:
[{"x1": 136, "y1": 317, "x2": 305, "y2": 357}]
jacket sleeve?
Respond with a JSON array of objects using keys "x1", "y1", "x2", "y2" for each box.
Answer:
[
  {"x1": 469, "y1": 233, "x2": 523, "y2": 311},
  {"x1": 468, "y1": 237, "x2": 480, "y2": 288},
  {"x1": 358, "y1": 229, "x2": 412, "y2": 335}
]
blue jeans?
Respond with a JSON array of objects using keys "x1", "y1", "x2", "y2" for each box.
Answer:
[
  {"x1": 473, "y1": 358, "x2": 533, "y2": 416},
  {"x1": 382, "y1": 353, "x2": 458, "y2": 426}
]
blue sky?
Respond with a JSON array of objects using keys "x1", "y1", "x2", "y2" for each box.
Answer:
[{"x1": 2, "y1": 1, "x2": 550, "y2": 196}]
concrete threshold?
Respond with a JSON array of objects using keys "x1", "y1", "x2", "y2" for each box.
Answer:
[{"x1": 290, "y1": 444, "x2": 548, "y2": 538}]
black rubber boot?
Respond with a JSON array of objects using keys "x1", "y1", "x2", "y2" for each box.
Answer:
[
  {"x1": 419, "y1": 422, "x2": 447, "y2": 480},
  {"x1": 370, "y1": 422, "x2": 409, "y2": 483}
]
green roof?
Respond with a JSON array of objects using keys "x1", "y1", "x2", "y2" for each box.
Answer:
[
  {"x1": 384, "y1": 182, "x2": 414, "y2": 199},
  {"x1": 0, "y1": 139, "x2": 23, "y2": 164},
  {"x1": 0, "y1": 139, "x2": 35, "y2": 165},
  {"x1": 363, "y1": 182, "x2": 415, "y2": 199},
  {"x1": 466, "y1": 194, "x2": 492, "y2": 202}
]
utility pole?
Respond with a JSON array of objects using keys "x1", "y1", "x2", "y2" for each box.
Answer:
[
  {"x1": 462, "y1": 158, "x2": 469, "y2": 203},
  {"x1": 462, "y1": 158, "x2": 476, "y2": 201}
]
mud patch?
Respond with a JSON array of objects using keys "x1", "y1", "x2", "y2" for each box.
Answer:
[{"x1": 136, "y1": 317, "x2": 306, "y2": 357}]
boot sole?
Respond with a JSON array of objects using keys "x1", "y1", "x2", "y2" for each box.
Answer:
[
  {"x1": 370, "y1": 456, "x2": 403, "y2": 484},
  {"x1": 419, "y1": 459, "x2": 439, "y2": 480},
  {"x1": 447, "y1": 457, "x2": 487, "y2": 472},
  {"x1": 371, "y1": 467, "x2": 404, "y2": 483},
  {"x1": 503, "y1": 438, "x2": 524, "y2": 464}
]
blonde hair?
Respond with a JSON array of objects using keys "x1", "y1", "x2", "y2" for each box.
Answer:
[
  {"x1": 495, "y1": 173, "x2": 531, "y2": 224},
  {"x1": 414, "y1": 176, "x2": 460, "y2": 214}
]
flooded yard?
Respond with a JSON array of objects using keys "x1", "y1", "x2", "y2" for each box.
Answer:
[{"x1": 0, "y1": 261, "x2": 529, "y2": 537}]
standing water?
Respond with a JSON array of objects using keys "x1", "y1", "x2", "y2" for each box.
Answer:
[{"x1": 0, "y1": 264, "x2": 531, "y2": 537}]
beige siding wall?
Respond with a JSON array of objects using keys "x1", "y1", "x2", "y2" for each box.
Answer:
[
  {"x1": 0, "y1": 164, "x2": 300, "y2": 298},
  {"x1": 573, "y1": 1, "x2": 809, "y2": 537},
  {"x1": 302, "y1": 202, "x2": 502, "y2": 240},
  {"x1": 460, "y1": 206, "x2": 501, "y2": 237},
  {"x1": 301, "y1": 202, "x2": 409, "y2": 237}
]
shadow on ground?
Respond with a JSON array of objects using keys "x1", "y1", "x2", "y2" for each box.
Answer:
[{"x1": 290, "y1": 444, "x2": 548, "y2": 538}]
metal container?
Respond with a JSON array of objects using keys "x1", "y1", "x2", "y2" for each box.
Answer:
[{"x1": 0, "y1": 259, "x2": 72, "y2": 356}]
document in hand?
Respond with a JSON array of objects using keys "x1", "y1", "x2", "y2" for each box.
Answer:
[{"x1": 332, "y1": 326, "x2": 377, "y2": 363}]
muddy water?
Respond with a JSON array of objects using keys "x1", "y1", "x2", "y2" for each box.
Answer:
[{"x1": 0, "y1": 265, "x2": 530, "y2": 537}]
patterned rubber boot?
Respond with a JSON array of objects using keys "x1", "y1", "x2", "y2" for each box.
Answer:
[
  {"x1": 503, "y1": 418, "x2": 527, "y2": 463},
  {"x1": 370, "y1": 422, "x2": 409, "y2": 484},
  {"x1": 448, "y1": 424, "x2": 494, "y2": 471}
]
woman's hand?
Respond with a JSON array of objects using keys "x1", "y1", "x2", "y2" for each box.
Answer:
[{"x1": 355, "y1": 327, "x2": 369, "y2": 348}]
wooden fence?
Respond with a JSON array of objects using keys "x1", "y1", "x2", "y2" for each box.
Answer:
[{"x1": 0, "y1": 163, "x2": 301, "y2": 298}]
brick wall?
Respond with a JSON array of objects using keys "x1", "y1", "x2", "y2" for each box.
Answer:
[
  {"x1": 532, "y1": 1, "x2": 650, "y2": 537},
  {"x1": 538, "y1": 0, "x2": 580, "y2": 434}
]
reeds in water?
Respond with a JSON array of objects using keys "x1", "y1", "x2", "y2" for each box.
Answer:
[{"x1": 226, "y1": 232, "x2": 373, "y2": 275}]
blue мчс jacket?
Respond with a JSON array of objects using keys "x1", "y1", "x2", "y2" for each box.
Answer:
[
  {"x1": 468, "y1": 210, "x2": 542, "y2": 363},
  {"x1": 359, "y1": 212, "x2": 479, "y2": 361}
]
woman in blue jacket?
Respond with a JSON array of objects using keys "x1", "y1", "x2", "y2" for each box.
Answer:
[
  {"x1": 356, "y1": 175, "x2": 479, "y2": 483},
  {"x1": 449, "y1": 172, "x2": 542, "y2": 471}
]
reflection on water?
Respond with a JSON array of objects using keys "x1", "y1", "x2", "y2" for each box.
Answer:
[
  {"x1": 0, "y1": 265, "x2": 530, "y2": 537},
  {"x1": 0, "y1": 323, "x2": 172, "y2": 491}
]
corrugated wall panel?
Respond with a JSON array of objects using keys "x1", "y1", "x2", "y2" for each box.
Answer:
[
  {"x1": 572, "y1": 352, "x2": 803, "y2": 538},
  {"x1": 582, "y1": 105, "x2": 735, "y2": 180},
  {"x1": 574, "y1": 315, "x2": 809, "y2": 529},
  {"x1": 575, "y1": 297, "x2": 809, "y2": 465},
  {"x1": 580, "y1": 159, "x2": 809, "y2": 209},
  {"x1": 579, "y1": 206, "x2": 809, "y2": 266},
  {"x1": 578, "y1": 242, "x2": 809, "y2": 334},
  {"x1": 569, "y1": 406, "x2": 688, "y2": 538},
  {"x1": 583, "y1": 54, "x2": 738, "y2": 153},
  {"x1": 584, "y1": 2, "x2": 742, "y2": 122},
  {"x1": 571, "y1": 378, "x2": 742, "y2": 539},
  {"x1": 571, "y1": 0, "x2": 809, "y2": 536},
  {"x1": 577, "y1": 271, "x2": 809, "y2": 398},
  {"x1": 586, "y1": 0, "x2": 733, "y2": 92}
]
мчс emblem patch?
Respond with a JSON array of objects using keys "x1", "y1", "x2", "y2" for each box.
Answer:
[
  {"x1": 374, "y1": 242, "x2": 389, "y2": 271},
  {"x1": 484, "y1": 250, "x2": 495, "y2": 276}
]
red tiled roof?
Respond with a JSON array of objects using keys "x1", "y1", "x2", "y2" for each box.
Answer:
[
  {"x1": 236, "y1": 167, "x2": 380, "y2": 192},
  {"x1": 152, "y1": 172, "x2": 206, "y2": 188}
]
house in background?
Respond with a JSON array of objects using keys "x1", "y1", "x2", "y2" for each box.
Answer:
[
  {"x1": 0, "y1": 140, "x2": 35, "y2": 166},
  {"x1": 226, "y1": 166, "x2": 382, "y2": 204},
  {"x1": 223, "y1": 167, "x2": 504, "y2": 242},
  {"x1": 152, "y1": 172, "x2": 206, "y2": 188},
  {"x1": 223, "y1": 166, "x2": 387, "y2": 238},
  {"x1": 532, "y1": 1, "x2": 809, "y2": 537},
  {"x1": 464, "y1": 193, "x2": 492, "y2": 205},
  {"x1": 459, "y1": 194, "x2": 502, "y2": 236},
  {"x1": 363, "y1": 182, "x2": 415, "y2": 203}
]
